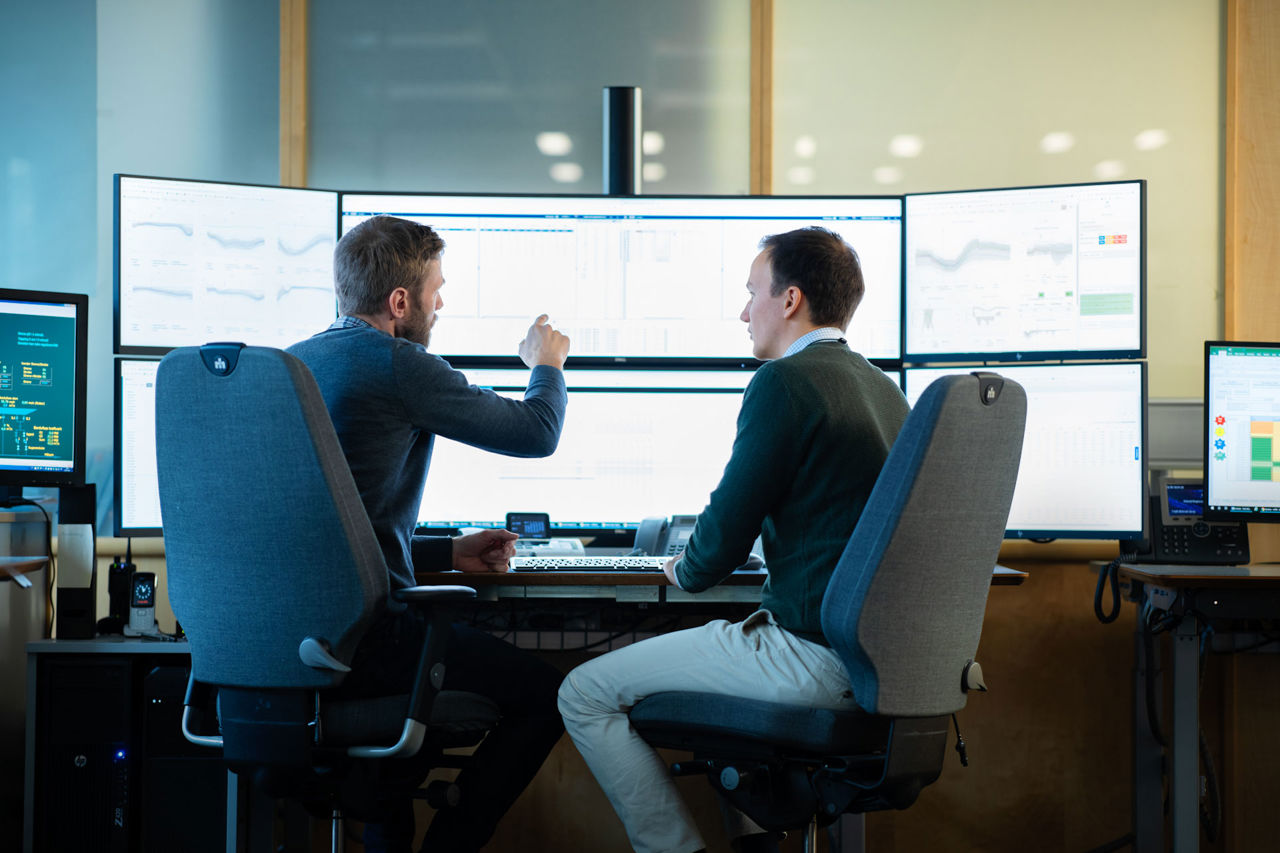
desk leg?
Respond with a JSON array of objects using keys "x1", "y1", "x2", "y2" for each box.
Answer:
[
  {"x1": 831, "y1": 813, "x2": 865, "y2": 853},
  {"x1": 226, "y1": 770, "x2": 239, "y2": 853},
  {"x1": 1133, "y1": 617, "x2": 1163, "y2": 853},
  {"x1": 1171, "y1": 617, "x2": 1200, "y2": 853}
]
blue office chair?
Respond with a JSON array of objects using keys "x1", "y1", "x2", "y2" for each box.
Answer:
[
  {"x1": 630, "y1": 372, "x2": 1026, "y2": 850},
  {"x1": 155, "y1": 343, "x2": 499, "y2": 852}
]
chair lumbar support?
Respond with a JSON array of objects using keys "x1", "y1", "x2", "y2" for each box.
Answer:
[{"x1": 962, "y1": 660, "x2": 986, "y2": 693}]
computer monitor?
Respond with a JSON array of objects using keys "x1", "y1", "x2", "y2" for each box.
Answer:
[
  {"x1": 0, "y1": 289, "x2": 88, "y2": 499},
  {"x1": 904, "y1": 361, "x2": 1146, "y2": 539},
  {"x1": 904, "y1": 180, "x2": 1145, "y2": 363},
  {"x1": 114, "y1": 358, "x2": 161, "y2": 536},
  {"x1": 1204, "y1": 341, "x2": 1280, "y2": 520},
  {"x1": 417, "y1": 368, "x2": 752, "y2": 531},
  {"x1": 340, "y1": 193, "x2": 904, "y2": 364},
  {"x1": 114, "y1": 175, "x2": 340, "y2": 354}
]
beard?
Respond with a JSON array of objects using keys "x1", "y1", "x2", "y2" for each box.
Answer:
[{"x1": 398, "y1": 304, "x2": 433, "y2": 348}]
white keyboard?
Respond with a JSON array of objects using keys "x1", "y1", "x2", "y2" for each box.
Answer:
[{"x1": 510, "y1": 555, "x2": 668, "y2": 573}]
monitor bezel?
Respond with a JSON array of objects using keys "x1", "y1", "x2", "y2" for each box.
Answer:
[
  {"x1": 113, "y1": 356, "x2": 163, "y2": 537},
  {"x1": 904, "y1": 359, "x2": 1148, "y2": 541},
  {"x1": 339, "y1": 189, "x2": 907, "y2": 371},
  {"x1": 0, "y1": 288, "x2": 89, "y2": 490},
  {"x1": 112, "y1": 173, "x2": 343, "y2": 357},
  {"x1": 1203, "y1": 339, "x2": 1280, "y2": 523},
  {"x1": 902, "y1": 178, "x2": 1147, "y2": 365}
]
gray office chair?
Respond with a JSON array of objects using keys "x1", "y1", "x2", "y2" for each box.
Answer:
[
  {"x1": 155, "y1": 343, "x2": 499, "y2": 852},
  {"x1": 630, "y1": 372, "x2": 1026, "y2": 850}
]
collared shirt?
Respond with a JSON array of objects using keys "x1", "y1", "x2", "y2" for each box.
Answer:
[
  {"x1": 333, "y1": 315, "x2": 372, "y2": 331},
  {"x1": 782, "y1": 326, "x2": 847, "y2": 359}
]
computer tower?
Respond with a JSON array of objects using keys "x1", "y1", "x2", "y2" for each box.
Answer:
[
  {"x1": 140, "y1": 665, "x2": 226, "y2": 853},
  {"x1": 33, "y1": 657, "x2": 132, "y2": 853}
]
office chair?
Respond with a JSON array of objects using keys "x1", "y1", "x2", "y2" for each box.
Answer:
[
  {"x1": 155, "y1": 343, "x2": 499, "y2": 853},
  {"x1": 630, "y1": 372, "x2": 1026, "y2": 850}
]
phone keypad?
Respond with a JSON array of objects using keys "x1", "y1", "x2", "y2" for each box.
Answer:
[{"x1": 1159, "y1": 524, "x2": 1248, "y2": 563}]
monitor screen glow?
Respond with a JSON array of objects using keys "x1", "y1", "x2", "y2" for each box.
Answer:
[
  {"x1": 114, "y1": 358, "x2": 161, "y2": 535},
  {"x1": 341, "y1": 194, "x2": 904, "y2": 362},
  {"x1": 418, "y1": 368, "x2": 752, "y2": 529},
  {"x1": 0, "y1": 289, "x2": 88, "y2": 488},
  {"x1": 1204, "y1": 341, "x2": 1280, "y2": 520},
  {"x1": 115, "y1": 175, "x2": 340, "y2": 353},
  {"x1": 905, "y1": 362, "x2": 1146, "y2": 539},
  {"x1": 904, "y1": 181, "x2": 1144, "y2": 362}
]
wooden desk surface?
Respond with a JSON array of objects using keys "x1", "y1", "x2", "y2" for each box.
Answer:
[
  {"x1": 417, "y1": 565, "x2": 1028, "y2": 587},
  {"x1": 1119, "y1": 562, "x2": 1280, "y2": 588}
]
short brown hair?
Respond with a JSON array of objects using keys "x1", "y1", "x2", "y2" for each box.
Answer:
[
  {"x1": 759, "y1": 227, "x2": 864, "y2": 328},
  {"x1": 333, "y1": 215, "x2": 445, "y2": 316}
]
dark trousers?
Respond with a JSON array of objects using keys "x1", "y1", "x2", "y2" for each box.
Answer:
[{"x1": 343, "y1": 611, "x2": 565, "y2": 852}]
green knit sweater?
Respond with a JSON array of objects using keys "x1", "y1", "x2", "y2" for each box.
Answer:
[{"x1": 674, "y1": 341, "x2": 909, "y2": 644}]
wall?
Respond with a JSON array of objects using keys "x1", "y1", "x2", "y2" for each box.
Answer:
[{"x1": 772, "y1": 0, "x2": 1223, "y2": 400}]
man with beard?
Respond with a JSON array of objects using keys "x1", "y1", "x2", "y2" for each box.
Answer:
[{"x1": 288, "y1": 215, "x2": 570, "y2": 853}]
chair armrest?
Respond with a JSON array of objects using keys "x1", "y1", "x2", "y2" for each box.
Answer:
[{"x1": 392, "y1": 584, "x2": 478, "y2": 604}]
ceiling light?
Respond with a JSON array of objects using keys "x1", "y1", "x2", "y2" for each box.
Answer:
[
  {"x1": 794, "y1": 135, "x2": 817, "y2": 159},
  {"x1": 787, "y1": 166, "x2": 815, "y2": 186},
  {"x1": 642, "y1": 162, "x2": 667, "y2": 182},
  {"x1": 873, "y1": 166, "x2": 903, "y2": 185},
  {"x1": 642, "y1": 132, "x2": 665, "y2": 156},
  {"x1": 536, "y1": 132, "x2": 573, "y2": 157},
  {"x1": 550, "y1": 162, "x2": 584, "y2": 183},
  {"x1": 1134, "y1": 128, "x2": 1170, "y2": 151},
  {"x1": 888, "y1": 134, "x2": 923, "y2": 158},
  {"x1": 1094, "y1": 160, "x2": 1125, "y2": 179},
  {"x1": 1040, "y1": 131, "x2": 1076, "y2": 154}
]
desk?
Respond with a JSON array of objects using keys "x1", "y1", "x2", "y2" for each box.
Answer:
[
  {"x1": 1118, "y1": 563, "x2": 1280, "y2": 853},
  {"x1": 420, "y1": 565, "x2": 1028, "y2": 853},
  {"x1": 417, "y1": 564, "x2": 1029, "y2": 597}
]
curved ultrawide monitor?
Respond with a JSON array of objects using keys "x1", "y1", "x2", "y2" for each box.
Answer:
[
  {"x1": 340, "y1": 193, "x2": 904, "y2": 365},
  {"x1": 1204, "y1": 341, "x2": 1280, "y2": 521},
  {"x1": 0, "y1": 288, "x2": 88, "y2": 490},
  {"x1": 904, "y1": 180, "x2": 1145, "y2": 363}
]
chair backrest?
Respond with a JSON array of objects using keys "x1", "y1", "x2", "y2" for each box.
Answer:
[
  {"x1": 821, "y1": 372, "x2": 1026, "y2": 718},
  {"x1": 156, "y1": 344, "x2": 388, "y2": 690}
]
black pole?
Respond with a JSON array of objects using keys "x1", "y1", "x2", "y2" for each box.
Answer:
[{"x1": 603, "y1": 86, "x2": 642, "y2": 196}]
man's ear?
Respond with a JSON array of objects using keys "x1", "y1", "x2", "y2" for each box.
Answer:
[
  {"x1": 781, "y1": 285, "x2": 805, "y2": 320},
  {"x1": 386, "y1": 286, "x2": 411, "y2": 319}
]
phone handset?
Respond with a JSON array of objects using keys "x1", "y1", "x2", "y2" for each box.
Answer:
[
  {"x1": 633, "y1": 515, "x2": 765, "y2": 570},
  {"x1": 634, "y1": 514, "x2": 698, "y2": 556}
]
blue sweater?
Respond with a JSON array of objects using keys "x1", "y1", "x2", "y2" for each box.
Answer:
[{"x1": 288, "y1": 321, "x2": 567, "y2": 592}]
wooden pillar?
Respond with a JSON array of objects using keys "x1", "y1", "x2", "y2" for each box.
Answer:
[
  {"x1": 749, "y1": 0, "x2": 773, "y2": 195},
  {"x1": 1223, "y1": 6, "x2": 1280, "y2": 850},
  {"x1": 280, "y1": 0, "x2": 308, "y2": 187}
]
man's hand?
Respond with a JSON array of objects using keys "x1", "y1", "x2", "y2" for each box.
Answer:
[
  {"x1": 453, "y1": 529, "x2": 518, "y2": 573},
  {"x1": 518, "y1": 314, "x2": 570, "y2": 369},
  {"x1": 662, "y1": 552, "x2": 683, "y2": 587}
]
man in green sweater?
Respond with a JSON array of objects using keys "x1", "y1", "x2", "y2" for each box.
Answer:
[{"x1": 558, "y1": 226, "x2": 910, "y2": 853}]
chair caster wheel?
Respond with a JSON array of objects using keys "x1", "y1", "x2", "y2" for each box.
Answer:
[{"x1": 424, "y1": 779, "x2": 460, "y2": 809}]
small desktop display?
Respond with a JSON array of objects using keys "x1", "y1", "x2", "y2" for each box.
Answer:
[
  {"x1": 114, "y1": 358, "x2": 161, "y2": 536},
  {"x1": 417, "y1": 368, "x2": 752, "y2": 530},
  {"x1": 905, "y1": 361, "x2": 1146, "y2": 539},
  {"x1": 0, "y1": 289, "x2": 88, "y2": 493},
  {"x1": 114, "y1": 175, "x2": 340, "y2": 354},
  {"x1": 340, "y1": 193, "x2": 904, "y2": 363},
  {"x1": 1204, "y1": 341, "x2": 1280, "y2": 520},
  {"x1": 904, "y1": 180, "x2": 1144, "y2": 363}
]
